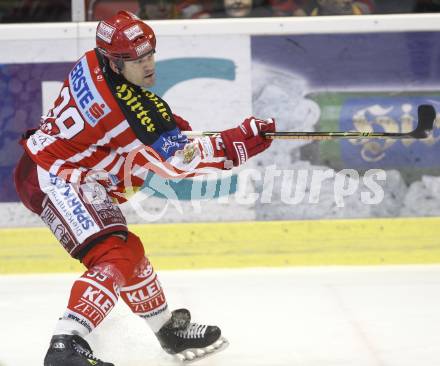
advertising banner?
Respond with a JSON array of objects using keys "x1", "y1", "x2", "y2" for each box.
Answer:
[
  {"x1": 251, "y1": 32, "x2": 440, "y2": 181},
  {"x1": 0, "y1": 35, "x2": 250, "y2": 204},
  {"x1": 249, "y1": 31, "x2": 440, "y2": 219},
  {"x1": 1, "y1": 27, "x2": 440, "y2": 219}
]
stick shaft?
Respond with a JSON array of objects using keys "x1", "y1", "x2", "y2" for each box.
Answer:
[
  {"x1": 262, "y1": 131, "x2": 423, "y2": 140},
  {"x1": 183, "y1": 104, "x2": 436, "y2": 141},
  {"x1": 184, "y1": 130, "x2": 428, "y2": 140}
]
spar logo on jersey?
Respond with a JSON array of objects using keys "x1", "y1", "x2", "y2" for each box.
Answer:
[{"x1": 69, "y1": 57, "x2": 111, "y2": 126}]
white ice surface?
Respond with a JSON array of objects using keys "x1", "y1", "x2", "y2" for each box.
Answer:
[{"x1": 1, "y1": 266, "x2": 440, "y2": 366}]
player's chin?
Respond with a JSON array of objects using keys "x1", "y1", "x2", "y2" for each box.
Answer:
[{"x1": 142, "y1": 73, "x2": 155, "y2": 87}]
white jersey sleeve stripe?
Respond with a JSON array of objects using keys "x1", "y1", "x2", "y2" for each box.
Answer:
[
  {"x1": 109, "y1": 156, "x2": 125, "y2": 175},
  {"x1": 92, "y1": 151, "x2": 117, "y2": 170},
  {"x1": 92, "y1": 139, "x2": 143, "y2": 171},
  {"x1": 116, "y1": 139, "x2": 143, "y2": 154},
  {"x1": 96, "y1": 119, "x2": 130, "y2": 145},
  {"x1": 138, "y1": 149, "x2": 223, "y2": 179},
  {"x1": 69, "y1": 169, "x2": 82, "y2": 184},
  {"x1": 67, "y1": 120, "x2": 130, "y2": 164},
  {"x1": 49, "y1": 159, "x2": 64, "y2": 175}
]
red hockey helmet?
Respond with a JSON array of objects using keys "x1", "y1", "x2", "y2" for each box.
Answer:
[{"x1": 96, "y1": 10, "x2": 156, "y2": 61}]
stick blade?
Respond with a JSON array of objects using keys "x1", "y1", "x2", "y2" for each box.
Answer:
[{"x1": 411, "y1": 104, "x2": 436, "y2": 138}]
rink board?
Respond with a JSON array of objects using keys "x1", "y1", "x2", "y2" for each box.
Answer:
[{"x1": 1, "y1": 217, "x2": 439, "y2": 274}]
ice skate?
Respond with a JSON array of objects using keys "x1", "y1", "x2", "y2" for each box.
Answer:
[
  {"x1": 44, "y1": 334, "x2": 114, "y2": 366},
  {"x1": 156, "y1": 309, "x2": 229, "y2": 363}
]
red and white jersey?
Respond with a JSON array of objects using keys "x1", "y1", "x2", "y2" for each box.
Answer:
[{"x1": 24, "y1": 50, "x2": 228, "y2": 203}]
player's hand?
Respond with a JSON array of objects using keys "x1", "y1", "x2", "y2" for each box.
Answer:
[
  {"x1": 173, "y1": 114, "x2": 192, "y2": 131},
  {"x1": 220, "y1": 117, "x2": 276, "y2": 167}
]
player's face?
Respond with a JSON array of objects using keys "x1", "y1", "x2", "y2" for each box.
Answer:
[
  {"x1": 224, "y1": 0, "x2": 253, "y2": 17},
  {"x1": 121, "y1": 51, "x2": 156, "y2": 88}
]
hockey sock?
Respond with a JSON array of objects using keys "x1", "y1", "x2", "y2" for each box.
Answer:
[
  {"x1": 54, "y1": 264, "x2": 123, "y2": 337},
  {"x1": 120, "y1": 257, "x2": 171, "y2": 332}
]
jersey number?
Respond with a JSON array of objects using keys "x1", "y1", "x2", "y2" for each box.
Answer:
[{"x1": 51, "y1": 86, "x2": 85, "y2": 139}]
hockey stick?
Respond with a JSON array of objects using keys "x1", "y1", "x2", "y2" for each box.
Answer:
[{"x1": 184, "y1": 104, "x2": 436, "y2": 140}]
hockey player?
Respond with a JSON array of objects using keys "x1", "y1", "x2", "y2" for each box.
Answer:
[{"x1": 14, "y1": 10, "x2": 275, "y2": 366}]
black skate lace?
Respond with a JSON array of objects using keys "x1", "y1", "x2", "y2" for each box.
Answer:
[
  {"x1": 175, "y1": 323, "x2": 207, "y2": 339},
  {"x1": 72, "y1": 342, "x2": 102, "y2": 363}
]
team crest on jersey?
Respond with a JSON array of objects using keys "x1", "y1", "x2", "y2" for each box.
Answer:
[
  {"x1": 182, "y1": 143, "x2": 199, "y2": 163},
  {"x1": 150, "y1": 129, "x2": 187, "y2": 160},
  {"x1": 69, "y1": 57, "x2": 111, "y2": 126}
]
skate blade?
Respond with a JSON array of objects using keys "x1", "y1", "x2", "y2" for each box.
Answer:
[{"x1": 174, "y1": 336, "x2": 229, "y2": 363}]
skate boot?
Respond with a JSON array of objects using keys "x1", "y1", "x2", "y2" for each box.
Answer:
[
  {"x1": 156, "y1": 308, "x2": 228, "y2": 363},
  {"x1": 44, "y1": 334, "x2": 114, "y2": 366}
]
